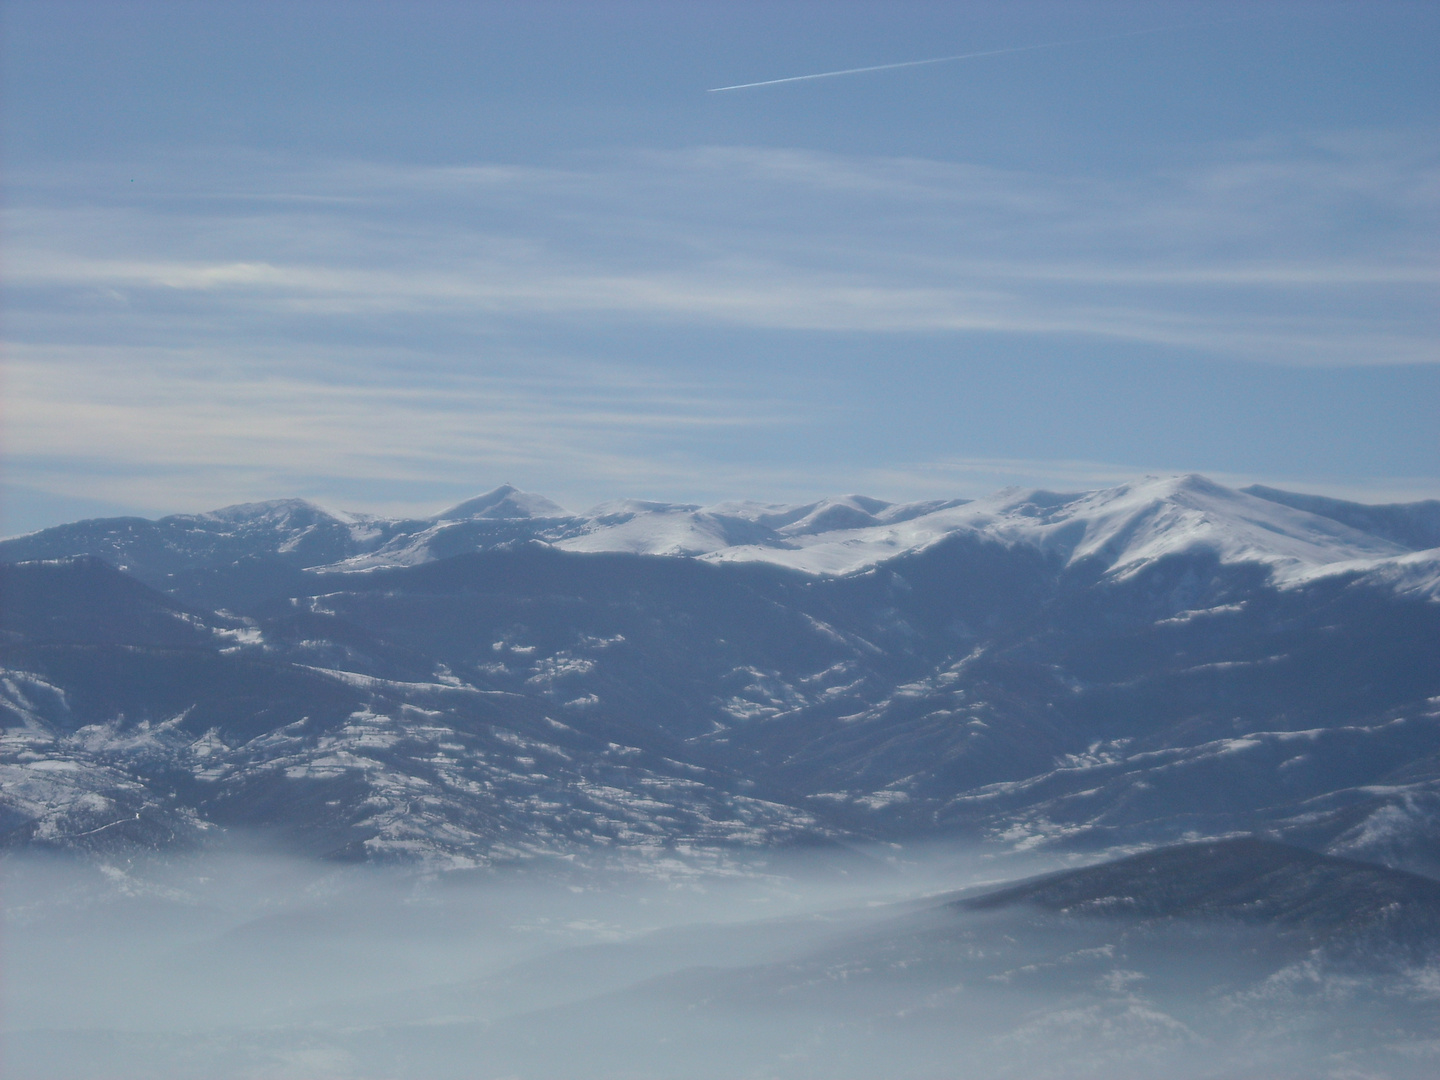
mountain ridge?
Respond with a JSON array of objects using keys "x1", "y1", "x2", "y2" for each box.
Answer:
[
  {"x1": 4, "y1": 475, "x2": 1436, "y2": 598},
  {"x1": 2, "y1": 475, "x2": 1438, "y2": 870}
]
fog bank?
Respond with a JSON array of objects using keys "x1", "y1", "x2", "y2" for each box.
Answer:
[{"x1": 5, "y1": 839, "x2": 1438, "y2": 1079}]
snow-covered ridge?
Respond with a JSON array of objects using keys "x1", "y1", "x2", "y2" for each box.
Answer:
[
  {"x1": 4, "y1": 478, "x2": 1438, "y2": 597},
  {"x1": 696, "y1": 474, "x2": 1411, "y2": 582},
  {"x1": 553, "y1": 475, "x2": 1435, "y2": 594}
]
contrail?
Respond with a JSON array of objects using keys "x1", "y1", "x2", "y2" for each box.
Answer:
[{"x1": 707, "y1": 22, "x2": 1221, "y2": 93}]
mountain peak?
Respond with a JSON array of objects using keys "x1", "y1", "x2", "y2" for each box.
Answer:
[
  {"x1": 194, "y1": 498, "x2": 336, "y2": 526},
  {"x1": 434, "y1": 486, "x2": 568, "y2": 521}
]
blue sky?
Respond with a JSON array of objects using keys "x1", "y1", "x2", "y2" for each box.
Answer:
[{"x1": 3, "y1": 0, "x2": 1437, "y2": 532}]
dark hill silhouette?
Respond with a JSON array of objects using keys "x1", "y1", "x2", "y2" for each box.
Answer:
[{"x1": 961, "y1": 837, "x2": 1440, "y2": 947}]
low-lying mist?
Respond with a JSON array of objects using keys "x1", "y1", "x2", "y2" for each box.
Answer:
[{"x1": 5, "y1": 838, "x2": 1437, "y2": 1079}]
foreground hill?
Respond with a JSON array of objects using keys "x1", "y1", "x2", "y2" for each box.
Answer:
[{"x1": 960, "y1": 836, "x2": 1440, "y2": 950}]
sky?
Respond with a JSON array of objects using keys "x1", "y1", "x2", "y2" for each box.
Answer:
[{"x1": 2, "y1": 0, "x2": 1437, "y2": 533}]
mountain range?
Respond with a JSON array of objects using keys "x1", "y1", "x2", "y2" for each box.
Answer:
[{"x1": 2, "y1": 474, "x2": 1438, "y2": 872}]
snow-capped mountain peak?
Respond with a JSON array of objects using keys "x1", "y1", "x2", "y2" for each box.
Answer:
[
  {"x1": 434, "y1": 485, "x2": 568, "y2": 521},
  {"x1": 989, "y1": 474, "x2": 1411, "y2": 580},
  {"x1": 197, "y1": 497, "x2": 339, "y2": 528},
  {"x1": 771, "y1": 496, "x2": 887, "y2": 536}
]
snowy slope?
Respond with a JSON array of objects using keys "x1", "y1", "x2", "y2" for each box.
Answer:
[
  {"x1": 607, "y1": 475, "x2": 1431, "y2": 592},
  {"x1": 434, "y1": 484, "x2": 569, "y2": 521}
]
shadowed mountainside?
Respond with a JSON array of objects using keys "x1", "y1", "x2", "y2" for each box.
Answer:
[{"x1": 2, "y1": 477, "x2": 1439, "y2": 871}]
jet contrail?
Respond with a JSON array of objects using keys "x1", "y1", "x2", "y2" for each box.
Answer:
[{"x1": 707, "y1": 22, "x2": 1223, "y2": 93}]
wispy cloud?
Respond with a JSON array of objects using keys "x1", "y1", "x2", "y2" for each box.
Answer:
[
  {"x1": 4, "y1": 341, "x2": 802, "y2": 518},
  {"x1": 3, "y1": 134, "x2": 1436, "y2": 521},
  {"x1": 7, "y1": 137, "x2": 1436, "y2": 360}
]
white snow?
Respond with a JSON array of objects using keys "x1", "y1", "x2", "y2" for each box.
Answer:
[
  {"x1": 434, "y1": 484, "x2": 568, "y2": 521},
  {"x1": 556, "y1": 508, "x2": 740, "y2": 557},
  {"x1": 208, "y1": 475, "x2": 1436, "y2": 598},
  {"x1": 697, "y1": 475, "x2": 1427, "y2": 588}
]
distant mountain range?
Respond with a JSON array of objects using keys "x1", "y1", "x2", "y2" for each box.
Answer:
[
  {"x1": 7, "y1": 474, "x2": 1438, "y2": 589},
  {"x1": 2, "y1": 475, "x2": 1438, "y2": 871}
]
